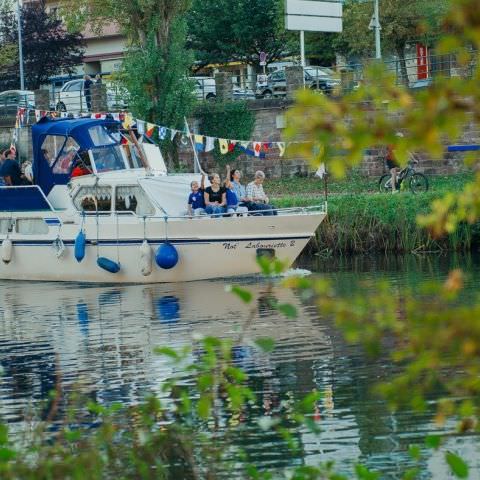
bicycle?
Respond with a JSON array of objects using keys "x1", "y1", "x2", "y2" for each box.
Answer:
[{"x1": 378, "y1": 159, "x2": 429, "y2": 194}]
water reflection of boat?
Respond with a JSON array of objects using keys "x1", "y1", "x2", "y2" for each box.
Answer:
[
  {"x1": 0, "y1": 279, "x2": 333, "y2": 421},
  {"x1": 0, "y1": 117, "x2": 326, "y2": 283}
]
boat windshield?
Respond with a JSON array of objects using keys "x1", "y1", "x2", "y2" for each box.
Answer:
[
  {"x1": 89, "y1": 125, "x2": 116, "y2": 146},
  {"x1": 91, "y1": 145, "x2": 127, "y2": 173}
]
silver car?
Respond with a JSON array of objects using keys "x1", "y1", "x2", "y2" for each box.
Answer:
[{"x1": 0, "y1": 90, "x2": 35, "y2": 111}]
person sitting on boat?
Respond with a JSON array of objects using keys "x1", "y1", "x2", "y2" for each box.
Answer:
[
  {"x1": 71, "y1": 151, "x2": 93, "y2": 178},
  {"x1": 225, "y1": 165, "x2": 249, "y2": 215},
  {"x1": 188, "y1": 173, "x2": 206, "y2": 217},
  {"x1": 246, "y1": 171, "x2": 277, "y2": 216},
  {"x1": 0, "y1": 149, "x2": 23, "y2": 186},
  {"x1": 204, "y1": 173, "x2": 227, "y2": 218}
]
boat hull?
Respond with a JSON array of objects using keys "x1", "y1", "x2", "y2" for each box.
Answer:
[{"x1": 0, "y1": 213, "x2": 326, "y2": 283}]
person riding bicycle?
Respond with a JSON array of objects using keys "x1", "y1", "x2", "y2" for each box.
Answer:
[{"x1": 386, "y1": 133, "x2": 403, "y2": 194}]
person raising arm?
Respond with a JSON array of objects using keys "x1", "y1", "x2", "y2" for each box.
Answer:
[{"x1": 204, "y1": 173, "x2": 227, "y2": 218}]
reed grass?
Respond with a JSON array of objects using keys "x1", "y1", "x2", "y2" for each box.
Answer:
[{"x1": 276, "y1": 192, "x2": 480, "y2": 255}]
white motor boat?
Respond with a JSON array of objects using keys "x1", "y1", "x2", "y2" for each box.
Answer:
[{"x1": 0, "y1": 117, "x2": 326, "y2": 283}]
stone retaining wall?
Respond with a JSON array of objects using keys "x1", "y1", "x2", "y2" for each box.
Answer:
[{"x1": 2, "y1": 105, "x2": 478, "y2": 178}]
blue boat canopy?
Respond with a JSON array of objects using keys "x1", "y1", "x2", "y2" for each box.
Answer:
[{"x1": 32, "y1": 116, "x2": 121, "y2": 195}]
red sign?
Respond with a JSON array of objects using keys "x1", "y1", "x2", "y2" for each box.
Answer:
[{"x1": 416, "y1": 43, "x2": 428, "y2": 80}]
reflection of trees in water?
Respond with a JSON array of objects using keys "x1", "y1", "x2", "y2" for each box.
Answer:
[{"x1": 0, "y1": 344, "x2": 57, "y2": 420}]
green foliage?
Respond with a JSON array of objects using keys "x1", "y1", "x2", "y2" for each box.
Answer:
[
  {"x1": 337, "y1": 0, "x2": 449, "y2": 59},
  {"x1": 121, "y1": 19, "x2": 195, "y2": 127},
  {"x1": 0, "y1": 1, "x2": 84, "y2": 90},
  {"x1": 225, "y1": 284, "x2": 253, "y2": 303},
  {"x1": 188, "y1": 0, "x2": 296, "y2": 68},
  {"x1": 195, "y1": 101, "x2": 255, "y2": 166},
  {"x1": 446, "y1": 451, "x2": 469, "y2": 478}
]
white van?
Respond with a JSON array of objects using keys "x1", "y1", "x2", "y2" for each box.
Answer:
[{"x1": 55, "y1": 79, "x2": 128, "y2": 112}]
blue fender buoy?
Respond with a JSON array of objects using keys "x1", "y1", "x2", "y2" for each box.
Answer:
[
  {"x1": 155, "y1": 242, "x2": 178, "y2": 269},
  {"x1": 97, "y1": 257, "x2": 121, "y2": 274},
  {"x1": 74, "y1": 231, "x2": 86, "y2": 263}
]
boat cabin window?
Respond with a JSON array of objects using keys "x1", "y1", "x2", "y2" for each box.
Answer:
[
  {"x1": 91, "y1": 146, "x2": 126, "y2": 173},
  {"x1": 122, "y1": 144, "x2": 144, "y2": 169},
  {"x1": 53, "y1": 137, "x2": 80, "y2": 174},
  {"x1": 0, "y1": 219, "x2": 13, "y2": 234},
  {"x1": 41, "y1": 135, "x2": 66, "y2": 166},
  {"x1": 73, "y1": 186, "x2": 112, "y2": 212},
  {"x1": 115, "y1": 186, "x2": 155, "y2": 216},
  {"x1": 89, "y1": 125, "x2": 116, "y2": 146},
  {"x1": 16, "y1": 218, "x2": 49, "y2": 235}
]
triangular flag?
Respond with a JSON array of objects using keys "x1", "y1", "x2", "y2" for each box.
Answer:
[
  {"x1": 228, "y1": 140, "x2": 237, "y2": 153},
  {"x1": 159, "y1": 127, "x2": 168, "y2": 140},
  {"x1": 194, "y1": 134, "x2": 204, "y2": 152},
  {"x1": 136, "y1": 120, "x2": 145, "y2": 135},
  {"x1": 123, "y1": 113, "x2": 133, "y2": 129},
  {"x1": 205, "y1": 136, "x2": 215, "y2": 152},
  {"x1": 170, "y1": 129, "x2": 178, "y2": 141},
  {"x1": 112, "y1": 112, "x2": 120, "y2": 121},
  {"x1": 219, "y1": 139, "x2": 229, "y2": 155},
  {"x1": 35, "y1": 110, "x2": 41, "y2": 122},
  {"x1": 277, "y1": 142, "x2": 286, "y2": 157},
  {"x1": 146, "y1": 123, "x2": 155, "y2": 138},
  {"x1": 253, "y1": 142, "x2": 262, "y2": 157}
]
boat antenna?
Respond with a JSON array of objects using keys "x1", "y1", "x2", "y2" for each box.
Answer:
[{"x1": 184, "y1": 117, "x2": 206, "y2": 175}]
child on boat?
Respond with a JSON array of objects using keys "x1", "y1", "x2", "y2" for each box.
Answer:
[{"x1": 188, "y1": 174, "x2": 206, "y2": 216}]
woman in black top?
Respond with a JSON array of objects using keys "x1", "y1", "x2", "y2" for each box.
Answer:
[{"x1": 204, "y1": 173, "x2": 227, "y2": 217}]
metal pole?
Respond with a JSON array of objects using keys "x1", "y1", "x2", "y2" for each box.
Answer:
[
  {"x1": 374, "y1": 0, "x2": 381, "y2": 59},
  {"x1": 16, "y1": 0, "x2": 25, "y2": 90},
  {"x1": 300, "y1": 30, "x2": 306, "y2": 67}
]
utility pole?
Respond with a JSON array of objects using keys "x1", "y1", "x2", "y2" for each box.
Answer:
[
  {"x1": 374, "y1": 0, "x2": 381, "y2": 59},
  {"x1": 16, "y1": 0, "x2": 25, "y2": 90},
  {"x1": 300, "y1": 30, "x2": 305, "y2": 67}
]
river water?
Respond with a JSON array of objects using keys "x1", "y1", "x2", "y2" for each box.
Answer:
[{"x1": 0, "y1": 253, "x2": 479, "y2": 478}]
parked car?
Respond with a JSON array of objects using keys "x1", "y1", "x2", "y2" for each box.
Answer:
[
  {"x1": 409, "y1": 78, "x2": 433, "y2": 89},
  {"x1": 0, "y1": 90, "x2": 35, "y2": 112},
  {"x1": 191, "y1": 77, "x2": 255, "y2": 101},
  {"x1": 255, "y1": 69, "x2": 338, "y2": 98},
  {"x1": 55, "y1": 79, "x2": 128, "y2": 112},
  {"x1": 191, "y1": 77, "x2": 217, "y2": 100}
]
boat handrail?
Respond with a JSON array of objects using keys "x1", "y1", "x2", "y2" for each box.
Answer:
[
  {"x1": 72, "y1": 203, "x2": 327, "y2": 220},
  {"x1": 141, "y1": 203, "x2": 327, "y2": 221}
]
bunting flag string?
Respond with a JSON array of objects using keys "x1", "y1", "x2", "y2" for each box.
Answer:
[{"x1": 15, "y1": 107, "x2": 307, "y2": 159}]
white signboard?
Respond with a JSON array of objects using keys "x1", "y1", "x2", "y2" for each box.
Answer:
[{"x1": 285, "y1": 0, "x2": 343, "y2": 33}]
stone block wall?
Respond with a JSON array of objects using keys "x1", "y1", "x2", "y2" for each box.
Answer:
[
  {"x1": 3, "y1": 104, "x2": 478, "y2": 180},
  {"x1": 181, "y1": 101, "x2": 478, "y2": 180}
]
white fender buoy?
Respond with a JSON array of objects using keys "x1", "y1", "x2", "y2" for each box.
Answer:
[
  {"x1": 52, "y1": 236, "x2": 66, "y2": 259},
  {"x1": 140, "y1": 240, "x2": 153, "y2": 276},
  {"x1": 2, "y1": 238, "x2": 12, "y2": 264}
]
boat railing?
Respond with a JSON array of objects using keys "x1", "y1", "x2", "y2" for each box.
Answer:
[{"x1": 143, "y1": 203, "x2": 328, "y2": 221}]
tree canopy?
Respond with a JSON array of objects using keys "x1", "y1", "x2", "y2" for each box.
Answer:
[
  {"x1": 0, "y1": 1, "x2": 84, "y2": 90},
  {"x1": 337, "y1": 0, "x2": 450, "y2": 60},
  {"x1": 187, "y1": 0, "x2": 295, "y2": 69}
]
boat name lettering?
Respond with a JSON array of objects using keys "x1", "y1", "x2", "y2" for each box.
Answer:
[
  {"x1": 245, "y1": 241, "x2": 294, "y2": 249},
  {"x1": 223, "y1": 242, "x2": 239, "y2": 250}
]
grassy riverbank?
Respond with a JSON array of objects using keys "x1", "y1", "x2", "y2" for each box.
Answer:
[{"x1": 270, "y1": 173, "x2": 480, "y2": 254}]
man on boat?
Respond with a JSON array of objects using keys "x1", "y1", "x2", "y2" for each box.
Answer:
[{"x1": 0, "y1": 149, "x2": 23, "y2": 186}]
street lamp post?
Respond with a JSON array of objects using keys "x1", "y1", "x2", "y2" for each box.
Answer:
[
  {"x1": 16, "y1": 0, "x2": 25, "y2": 90},
  {"x1": 374, "y1": 0, "x2": 381, "y2": 59}
]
